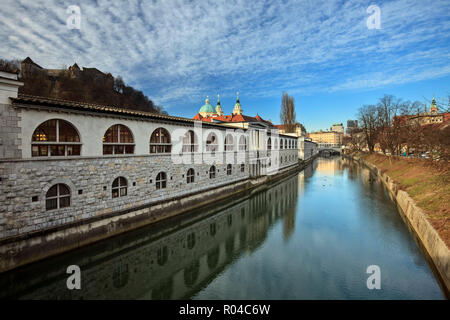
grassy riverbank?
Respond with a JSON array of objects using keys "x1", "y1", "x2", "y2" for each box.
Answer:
[{"x1": 355, "y1": 152, "x2": 449, "y2": 248}]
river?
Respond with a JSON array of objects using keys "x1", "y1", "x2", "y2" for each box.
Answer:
[{"x1": 0, "y1": 156, "x2": 445, "y2": 299}]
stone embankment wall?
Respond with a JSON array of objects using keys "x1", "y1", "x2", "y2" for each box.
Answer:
[{"x1": 350, "y1": 155, "x2": 449, "y2": 295}]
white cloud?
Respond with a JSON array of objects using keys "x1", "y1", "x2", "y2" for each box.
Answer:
[{"x1": 0, "y1": 0, "x2": 449, "y2": 109}]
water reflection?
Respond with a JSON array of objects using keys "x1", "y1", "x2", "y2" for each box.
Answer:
[{"x1": 0, "y1": 157, "x2": 444, "y2": 299}]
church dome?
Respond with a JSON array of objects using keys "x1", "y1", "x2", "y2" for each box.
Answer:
[{"x1": 199, "y1": 97, "x2": 215, "y2": 114}]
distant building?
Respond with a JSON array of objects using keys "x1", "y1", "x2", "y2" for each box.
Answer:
[
  {"x1": 346, "y1": 120, "x2": 358, "y2": 135},
  {"x1": 399, "y1": 98, "x2": 450, "y2": 126},
  {"x1": 21, "y1": 57, "x2": 113, "y2": 82},
  {"x1": 193, "y1": 93, "x2": 275, "y2": 130},
  {"x1": 330, "y1": 123, "x2": 344, "y2": 134},
  {"x1": 307, "y1": 130, "x2": 343, "y2": 146},
  {"x1": 274, "y1": 123, "x2": 306, "y2": 137}
]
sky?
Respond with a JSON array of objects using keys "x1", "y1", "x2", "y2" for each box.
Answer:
[{"x1": 1, "y1": 0, "x2": 449, "y2": 132}]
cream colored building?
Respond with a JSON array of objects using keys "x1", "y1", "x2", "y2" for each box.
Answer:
[{"x1": 308, "y1": 130, "x2": 343, "y2": 145}]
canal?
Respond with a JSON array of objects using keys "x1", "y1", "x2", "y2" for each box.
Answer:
[{"x1": 0, "y1": 157, "x2": 445, "y2": 299}]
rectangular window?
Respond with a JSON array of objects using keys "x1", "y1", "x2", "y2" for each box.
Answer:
[
  {"x1": 46, "y1": 198, "x2": 57, "y2": 211},
  {"x1": 103, "y1": 145, "x2": 113, "y2": 155}
]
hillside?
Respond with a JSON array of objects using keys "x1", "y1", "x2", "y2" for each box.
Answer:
[{"x1": 0, "y1": 58, "x2": 164, "y2": 114}]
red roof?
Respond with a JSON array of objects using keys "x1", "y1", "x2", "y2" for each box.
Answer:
[
  {"x1": 444, "y1": 112, "x2": 450, "y2": 123},
  {"x1": 193, "y1": 113, "x2": 274, "y2": 127}
]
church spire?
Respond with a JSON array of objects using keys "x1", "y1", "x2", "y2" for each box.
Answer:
[
  {"x1": 430, "y1": 96, "x2": 438, "y2": 113},
  {"x1": 215, "y1": 94, "x2": 224, "y2": 116},
  {"x1": 232, "y1": 91, "x2": 243, "y2": 115}
]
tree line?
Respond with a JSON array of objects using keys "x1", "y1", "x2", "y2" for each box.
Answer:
[
  {"x1": 347, "y1": 94, "x2": 450, "y2": 163},
  {"x1": 0, "y1": 58, "x2": 165, "y2": 114}
]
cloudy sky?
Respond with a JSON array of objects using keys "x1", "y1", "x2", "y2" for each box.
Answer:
[{"x1": 1, "y1": 0, "x2": 449, "y2": 131}]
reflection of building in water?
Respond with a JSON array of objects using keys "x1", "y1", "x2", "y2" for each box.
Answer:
[
  {"x1": 315, "y1": 158, "x2": 341, "y2": 174},
  {"x1": 282, "y1": 178, "x2": 298, "y2": 241},
  {"x1": 0, "y1": 175, "x2": 299, "y2": 300}
]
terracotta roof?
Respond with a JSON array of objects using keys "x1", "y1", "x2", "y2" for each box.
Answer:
[{"x1": 193, "y1": 112, "x2": 274, "y2": 127}]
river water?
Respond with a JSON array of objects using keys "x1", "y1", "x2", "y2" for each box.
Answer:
[{"x1": 0, "y1": 157, "x2": 445, "y2": 299}]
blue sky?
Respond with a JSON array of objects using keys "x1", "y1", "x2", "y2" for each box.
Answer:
[{"x1": 1, "y1": 0, "x2": 449, "y2": 131}]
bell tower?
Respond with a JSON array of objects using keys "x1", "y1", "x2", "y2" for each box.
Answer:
[{"x1": 232, "y1": 92, "x2": 243, "y2": 115}]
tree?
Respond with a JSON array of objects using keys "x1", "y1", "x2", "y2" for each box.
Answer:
[
  {"x1": 357, "y1": 104, "x2": 378, "y2": 153},
  {"x1": 280, "y1": 92, "x2": 296, "y2": 133}
]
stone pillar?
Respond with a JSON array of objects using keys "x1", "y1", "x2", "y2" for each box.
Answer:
[{"x1": 0, "y1": 71, "x2": 24, "y2": 159}]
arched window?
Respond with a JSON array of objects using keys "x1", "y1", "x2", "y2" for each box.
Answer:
[
  {"x1": 112, "y1": 177, "x2": 127, "y2": 198},
  {"x1": 182, "y1": 130, "x2": 197, "y2": 152},
  {"x1": 227, "y1": 164, "x2": 232, "y2": 175},
  {"x1": 103, "y1": 124, "x2": 134, "y2": 155},
  {"x1": 267, "y1": 138, "x2": 272, "y2": 150},
  {"x1": 206, "y1": 132, "x2": 218, "y2": 152},
  {"x1": 150, "y1": 128, "x2": 171, "y2": 153},
  {"x1": 32, "y1": 119, "x2": 81, "y2": 157},
  {"x1": 239, "y1": 136, "x2": 247, "y2": 151},
  {"x1": 224, "y1": 134, "x2": 234, "y2": 151},
  {"x1": 46, "y1": 183, "x2": 71, "y2": 210},
  {"x1": 187, "y1": 168, "x2": 195, "y2": 184},
  {"x1": 280, "y1": 139, "x2": 284, "y2": 149},
  {"x1": 240, "y1": 163, "x2": 245, "y2": 172},
  {"x1": 156, "y1": 172, "x2": 167, "y2": 189},
  {"x1": 209, "y1": 165, "x2": 216, "y2": 179}
]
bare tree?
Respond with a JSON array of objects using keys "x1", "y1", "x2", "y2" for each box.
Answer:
[
  {"x1": 357, "y1": 104, "x2": 379, "y2": 153},
  {"x1": 280, "y1": 92, "x2": 296, "y2": 133}
]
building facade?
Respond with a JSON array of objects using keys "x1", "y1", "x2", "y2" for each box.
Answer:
[
  {"x1": 307, "y1": 130, "x2": 343, "y2": 146},
  {"x1": 0, "y1": 71, "x2": 300, "y2": 271},
  {"x1": 330, "y1": 123, "x2": 344, "y2": 134}
]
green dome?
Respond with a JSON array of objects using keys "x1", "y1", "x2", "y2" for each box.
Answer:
[{"x1": 199, "y1": 97, "x2": 215, "y2": 113}]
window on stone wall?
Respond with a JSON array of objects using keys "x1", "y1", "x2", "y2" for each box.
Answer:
[
  {"x1": 224, "y1": 134, "x2": 234, "y2": 151},
  {"x1": 103, "y1": 124, "x2": 134, "y2": 155},
  {"x1": 156, "y1": 172, "x2": 167, "y2": 189},
  {"x1": 32, "y1": 119, "x2": 81, "y2": 157},
  {"x1": 187, "y1": 168, "x2": 195, "y2": 184},
  {"x1": 280, "y1": 139, "x2": 283, "y2": 150},
  {"x1": 46, "y1": 183, "x2": 71, "y2": 210},
  {"x1": 112, "y1": 177, "x2": 127, "y2": 198},
  {"x1": 150, "y1": 128, "x2": 171, "y2": 153},
  {"x1": 227, "y1": 164, "x2": 232, "y2": 175},
  {"x1": 267, "y1": 137, "x2": 272, "y2": 150},
  {"x1": 182, "y1": 130, "x2": 198, "y2": 152},
  {"x1": 240, "y1": 163, "x2": 245, "y2": 172},
  {"x1": 206, "y1": 132, "x2": 218, "y2": 152},
  {"x1": 209, "y1": 165, "x2": 216, "y2": 179},
  {"x1": 239, "y1": 136, "x2": 247, "y2": 151}
]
